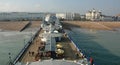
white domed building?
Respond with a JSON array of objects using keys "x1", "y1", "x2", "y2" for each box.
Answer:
[{"x1": 86, "y1": 9, "x2": 102, "y2": 21}]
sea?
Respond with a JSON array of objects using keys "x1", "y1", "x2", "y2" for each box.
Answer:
[
  {"x1": 0, "y1": 27, "x2": 120, "y2": 65},
  {"x1": 66, "y1": 27, "x2": 120, "y2": 65},
  {"x1": 0, "y1": 27, "x2": 38, "y2": 65}
]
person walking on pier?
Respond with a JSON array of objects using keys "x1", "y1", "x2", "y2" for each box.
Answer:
[
  {"x1": 31, "y1": 51, "x2": 35, "y2": 56},
  {"x1": 90, "y1": 57, "x2": 94, "y2": 65},
  {"x1": 29, "y1": 51, "x2": 31, "y2": 56}
]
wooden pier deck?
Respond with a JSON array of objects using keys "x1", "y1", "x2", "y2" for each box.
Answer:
[
  {"x1": 20, "y1": 29, "x2": 82, "y2": 63},
  {"x1": 60, "y1": 36, "x2": 77, "y2": 60},
  {"x1": 20, "y1": 30, "x2": 44, "y2": 63}
]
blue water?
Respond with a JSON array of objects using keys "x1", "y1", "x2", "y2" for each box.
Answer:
[
  {"x1": 0, "y1": 31, "x2": 35, "y2": 65},
  {"x1": 66, "y1": 28, "x2": 120, "y2": 65},
  {"x1": 1, "y1": 27, "x2": 120, "y2": 65}
]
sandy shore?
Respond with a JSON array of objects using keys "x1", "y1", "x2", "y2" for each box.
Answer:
[
  {"x1": 62, "y1": 21, "x2": 120, "y2": 31},
  {"x1": 0, "y1": 21, "x2": 41, "y2": 31},
  {"x1": 1, "y1": 21, "x2": 120, "y2": 31},
  {"x1": 29, "y1": 21, "x2": 41, "y2": 28},
  {"x1": 0, "y1": 21, "x2": 29, "y2": 31}
]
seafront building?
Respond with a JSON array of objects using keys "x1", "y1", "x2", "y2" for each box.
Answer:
[
  {"x1": 116, "y1": 14, "x2": 120, "y2": 21},
  {"x1": 0, "y1": 12, "x2": 81, "y2": 21},
  {"x1": 100, "y1": 15, "x2": 115, "y2": 21},
  {"x1": 56, "y1": 13, "x2": 80, "y2": 21},
  {"x1": 0, "y1": 11, "x2": 118, "y2": 21},
  {"x1": 56, "y1": 13, "x2": 66, "y2": 20},
  {"x1": 85, "y1": 9, "x2": 117, "y2": 21},
  {"x1": 0, "y1": 12, "x2": 44, "y2": 21},
  {"x1": 85, "y1": 9, "x2": 102, "y2": 21}
]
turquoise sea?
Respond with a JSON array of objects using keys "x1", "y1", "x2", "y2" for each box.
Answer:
[
  {"x1": 67, "y1": 28, "x2": 120, "y2": 65},
  {"x1": 0, "y1": 31, "x2": 35, "y2": 65},
  {"x1": 0, "y1": 27, "x2": 120, "y2": 65}
]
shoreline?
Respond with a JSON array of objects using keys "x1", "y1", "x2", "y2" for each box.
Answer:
[
  {"x1": 0, "y1": 21, "x2": 41, "y2": 32},
  {"x1": 62, "y1": 21, "x2": 120, "y2": 31},
  {"x1": 0, "y1": 21, "x2": 120, "y2": 32}
]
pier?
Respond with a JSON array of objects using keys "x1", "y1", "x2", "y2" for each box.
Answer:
[
  {"x1": 12, "y1": 20, "x2": 120, "y2": 64},
  {"x1": 12, "y1": 28, "x2": 41, "y2": 64},
  {"x1": 19, "y1": 29, "x2": 43, "y2": 63},
  {"x1": 18, "y1": 28, "x2": 84, "y2": 63}
]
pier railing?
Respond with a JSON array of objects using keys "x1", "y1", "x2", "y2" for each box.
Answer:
[
  {"x1": 11, "y1": 27, "x2": 41, "y2": 65},
  {"x1": 66, "y1": 34, "x2": 80, "y2": 52},
  {"x1": 66, "y1": 32, "x2": 90, "y2": 63}
]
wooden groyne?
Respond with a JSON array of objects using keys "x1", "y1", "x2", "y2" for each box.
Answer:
[
  {"x1": 20, "y1": 21, "x2": 31, "y2": 32},
  {"x1": 0, "y1": 21, "x2": 29, "y2": 31}
]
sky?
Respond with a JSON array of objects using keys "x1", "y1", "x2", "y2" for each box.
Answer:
[{"x1": 0, "y1": 0, "x2": 120, "y2": 15}]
